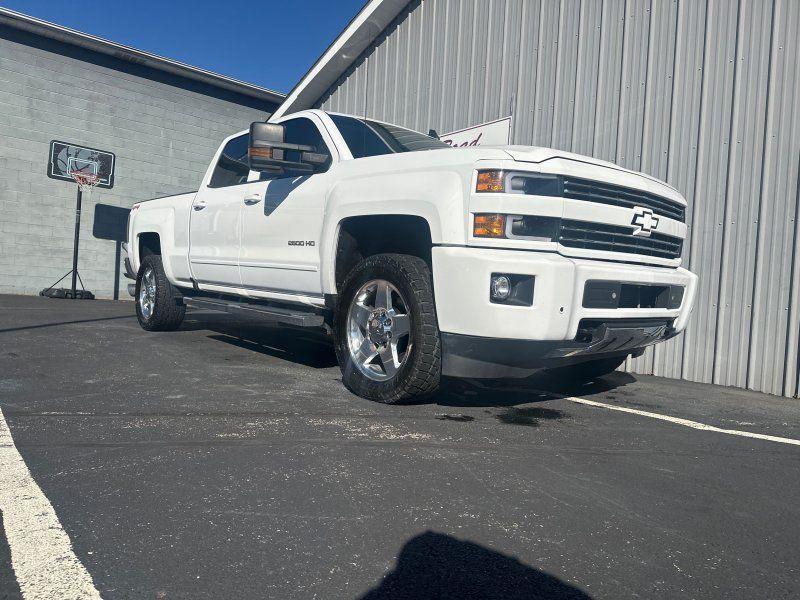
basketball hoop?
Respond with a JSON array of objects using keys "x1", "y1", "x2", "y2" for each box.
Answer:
[
  {"x1": 41, "y1": 141, "x2": 115, "y2": 301},
  {"x1": 70, "y1": 169, "x2": 100, "y2": 192}
]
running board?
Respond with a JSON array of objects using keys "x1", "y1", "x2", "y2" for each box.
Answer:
[{"x1": 181, "y1": 296, "x2": 325, "y2": 327}]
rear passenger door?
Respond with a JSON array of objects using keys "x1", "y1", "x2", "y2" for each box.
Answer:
[{"x1": 188, "y1": 133, "x2": 249, "y2": 290}]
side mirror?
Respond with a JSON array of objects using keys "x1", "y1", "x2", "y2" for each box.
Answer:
[{"x1": 248, "y1": 122, "x2": 329, "y2": 175}]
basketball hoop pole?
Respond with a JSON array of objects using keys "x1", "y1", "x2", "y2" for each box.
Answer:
[
  {"x1": 40, "y1": 171, "x2": 98, "y2": 300},
  {"x1": 69, "y1": 185, "x2": 83, "y2": 299}
]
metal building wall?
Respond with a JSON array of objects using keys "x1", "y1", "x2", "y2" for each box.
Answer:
[{"x1": 317, "y1": 0, "x2": 800, "y2": 398}]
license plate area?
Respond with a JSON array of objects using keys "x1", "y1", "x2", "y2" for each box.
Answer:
[{"x1": 583, "y1": 280, "x2": 684, "y2": 309}]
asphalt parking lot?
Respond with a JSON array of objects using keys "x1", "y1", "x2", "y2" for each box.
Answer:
[{"x1": 1, "y1": 294, "x2": 799, "y2": 599}]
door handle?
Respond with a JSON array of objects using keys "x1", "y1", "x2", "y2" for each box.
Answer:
[
  {"x1": 193, "y1": 200, "x2": 207, "y2": 211},
  {"x1": 244, "y1": 194, "x2": 262, "y2": 205}
]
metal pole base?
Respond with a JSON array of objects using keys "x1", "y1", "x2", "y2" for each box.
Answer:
[
  {"x1": 39, "y1": 287, "x2": 95, "y2": 300},
  {"x1": 40, "y1": 269, "x2": 95, "y2": 300}
]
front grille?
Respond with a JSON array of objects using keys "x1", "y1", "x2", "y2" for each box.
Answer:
[
  {"x1": 562, "y1": 176, "x2": 685, "y2": 222},
  {"x1": 559, "y1": 219, "x2": 683, "y2": 260}
]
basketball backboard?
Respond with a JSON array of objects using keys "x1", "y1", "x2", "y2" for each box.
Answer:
[{"x1": 48, "y1": 140, "x2": 115, "y2": 189}]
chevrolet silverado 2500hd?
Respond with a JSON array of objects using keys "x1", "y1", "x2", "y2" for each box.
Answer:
[{"x1": 126, "y1": 109, "x2": 697, "y2": 403}]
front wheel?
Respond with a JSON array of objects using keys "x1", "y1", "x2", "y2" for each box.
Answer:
[
  {"x1": 135, "y1": 254, "x2": 185, "y2": 331},
  {"x1": 334, "y1": 254, "x2": 441, "y2": 404}
]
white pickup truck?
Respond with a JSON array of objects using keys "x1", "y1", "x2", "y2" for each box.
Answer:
[{"x1": 126, "y1": 109, "x2": 697, "y2": 403}]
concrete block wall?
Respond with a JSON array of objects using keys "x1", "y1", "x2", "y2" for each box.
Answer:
[{"x1": 0, "y1": 25, "x2": 277, "y2": 298}]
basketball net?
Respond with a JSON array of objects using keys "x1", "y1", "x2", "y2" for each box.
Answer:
[{"x1": 70, "y1": 170, "x2": 100, "y2": 193}]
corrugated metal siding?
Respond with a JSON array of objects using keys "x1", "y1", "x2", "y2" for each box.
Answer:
[{"x1": 317, "y1": 0, "x2": 800, "y2": 398}]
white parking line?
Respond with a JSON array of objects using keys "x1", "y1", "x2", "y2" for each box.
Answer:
[
  {"x1": 0, "y1": 407, "x2": 102, "y2": 600},
  {"x1": 566, "y1": 396, "x2": 800, "y2": 446}
]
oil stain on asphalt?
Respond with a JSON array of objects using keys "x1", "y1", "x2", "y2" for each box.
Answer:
[
  {"x1": 434, "y1": 408, "x2": 568, "y2": 427},
  {"x1": 495, "y1": 407, "x2": 567, "y2": 427},
  {"x1": 436, "y1": 414, "x2": 475, "y2": 422}
]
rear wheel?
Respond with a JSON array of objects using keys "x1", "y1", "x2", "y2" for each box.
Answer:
[
  {"x1": 548, "y1": 356, "x2": 626, "y2": 381},
  {"x1": 334, "y1": 254, "x2": 441, "y2": 404},
  {"x1": 135, "y1": 254, "x2": 185, "y2": 331}
]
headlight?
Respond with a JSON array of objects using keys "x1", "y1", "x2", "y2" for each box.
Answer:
[
  {"x1": 508, "y1": 215, "x2": 560, "y2": 240},
  {"x1": 508, "y1": 173, "x2": 561, "y2": 196},
  {"x1": 475, "y1": 170, "x2": 563, "y2": 196},
  {"x1": 473, "y1": 214, "x2": 560, "y2": 241}
]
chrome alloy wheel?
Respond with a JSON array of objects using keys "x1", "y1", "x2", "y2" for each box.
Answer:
[
  {"x1": 138, "y1": 267, "x2": 156, "y2": 319},
  {"x1": 346, "y1": 279, "x2": 413, "y2": 381}
]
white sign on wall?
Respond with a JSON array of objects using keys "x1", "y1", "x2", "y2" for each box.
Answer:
[{"x1": 440, "y1": 116, "x2": 512, "y2": 147}]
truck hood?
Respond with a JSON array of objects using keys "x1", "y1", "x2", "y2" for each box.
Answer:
[
  {"x1": 502, "y1": 145, "x2": 622, "y2": 167},
  {"x1": 500, "y1": 145, "x2": 682, "y2": 200}
]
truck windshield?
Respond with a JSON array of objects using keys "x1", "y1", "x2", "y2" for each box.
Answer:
[{"x1": 328, "y1": 114, "x2": 451, "y2": 159}]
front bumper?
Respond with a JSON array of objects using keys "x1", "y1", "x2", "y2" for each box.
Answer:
[
  {"x1": 442, "y1": 319, "x2": 674, "y2": 378},
  {"x1": 431, "y1": 246, "x2": 697, "y2": 377}
]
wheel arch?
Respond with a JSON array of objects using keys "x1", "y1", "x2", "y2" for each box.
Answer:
[
  {"x1": 130, "y1": 204, "x2": 177, "y2": 281},
  {"x1": 138, "y1": 232, "x2": 161, "y2": 258},
  {"x1": 328, "y1": 214, "x2": 435, "y2": 294}
]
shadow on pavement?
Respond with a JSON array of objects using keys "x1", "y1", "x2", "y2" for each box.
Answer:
[
  {"x1": 0, "y1": 511, "x2": 23, "y2": 600},
  {"x1": 206, "y1": 331, "x2": 338, "y2": 369},
  {"x1": 179, "y1": 314, "x2": 338, "y2": 369},
  {"x1": 178, "y1": 314, "x2": 635, "y2": 404},
  {"x1": 430, "y1": 372, "x2": 636, "y2": 408},
  {"x1": 0, "y1": 314, "x2": 134, "y2": 335},
  {"x1": 359, "y1": 531, "x2": 591, "y2": 600}
]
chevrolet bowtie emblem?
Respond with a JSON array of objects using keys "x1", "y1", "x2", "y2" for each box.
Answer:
[{"x1": 631, "y1": 207, "x2": 659, "y2": 237}]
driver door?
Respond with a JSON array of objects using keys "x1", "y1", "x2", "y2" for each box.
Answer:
[{"x1": 238, "y1": 116, "x2": 335, "y2": 296}]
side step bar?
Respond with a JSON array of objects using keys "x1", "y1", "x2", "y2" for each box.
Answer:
[{"x1": 181, "y1": 296, "x2": 325, "y2": 328}]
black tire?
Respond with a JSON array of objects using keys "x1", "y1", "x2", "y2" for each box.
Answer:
[
  {"x1": 548, "y1": 356, "x2": 626, "y2": 381},
  {"x1": 135, "y1": 254, "x2": 186, "y2": 331},
  {"x1": 334, "y1": 254, "x2": 441, "y2": 404}
]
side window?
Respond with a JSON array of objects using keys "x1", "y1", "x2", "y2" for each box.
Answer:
[
  {"x1": 329, "y1": 114, "x2": 392, "y2": 158},
  {"x1": 260, "y1": 117, "x2": 332, "y2": 181},
  {"x1": 208, "y1": 134, "x2": 249, "y2": 188}
]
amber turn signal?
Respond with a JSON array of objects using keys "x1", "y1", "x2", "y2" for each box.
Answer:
[
  {"x1": 476, "y1": 170, "x2": 505, "y2": 193},
  {"x1": 248, "y1": 147, "x2": 273, "y2": 159},
  {"x1": 473, "y1": 214, "x2": 507, "y2": 238}
]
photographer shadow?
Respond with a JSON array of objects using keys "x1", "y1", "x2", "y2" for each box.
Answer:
[{"x1": 360, "y1": 531, "x2": 592, "y2": 600}]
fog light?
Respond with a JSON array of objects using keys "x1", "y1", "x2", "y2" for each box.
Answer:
[
  {"x1": 490, "y1": 275, "x2": 511, "y2": 301},
  {"x1": 490, "y1": 273, "x2": 535, "y2": 306}
]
